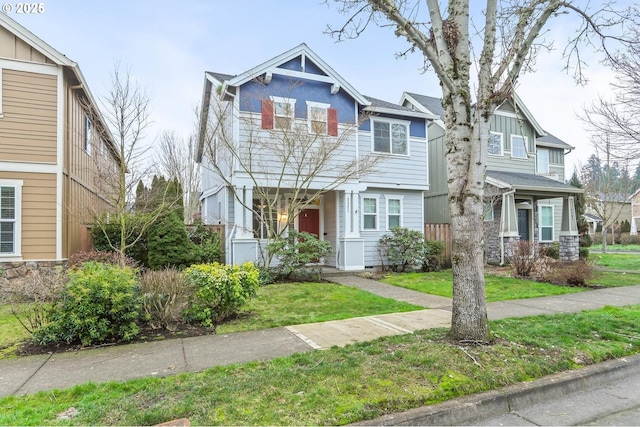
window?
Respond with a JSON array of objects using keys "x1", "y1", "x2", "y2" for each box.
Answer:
[
  {"x1": 511, "y1": 135, "x2": 528, "y2": 159},
  {"x1": 537, "y1": 148, "x2": 549, "y2": 174},
  {"x1": 372, "y1": 119, "x2": 409, "y2": 155},
  {"x1": 488, "y1": 132, "x2": 503, "y2": 156},
  {"x1": 272, "y1": 96, "x2": 295, "y2": 129},
  {"x1": 253, "y1": 199, "x2": 277, "y2": 239},
  {"x1": 386, "y1": 197, "x2": 402, "y2": 229},
  {"x1": 483, "y1": 202, "x2": 494, "y2": 221},
  {"x1": 0, "y1": 181, "x2": 22, "y2": 256},
  {"x1": 306, "y1": 101, "x2": 329, "y2": 134},
  {"x1": 362, "y1": 197, "x2": 378, "y2": 230},
  {"x1": 99, "y1": 139, "x2": 108, "y2": 157},
  {"x1": 84, "y1": 115, "x2": 92, "y2": 155},
  {"x1": 539, "y1": 205, "x2": 554, "y2": 241}
]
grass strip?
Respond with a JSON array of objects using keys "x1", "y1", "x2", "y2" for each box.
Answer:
[{"x1": 1, "y1": 305, "x2": 638, "y2": 426}]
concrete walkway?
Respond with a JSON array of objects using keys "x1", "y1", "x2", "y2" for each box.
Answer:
[{"x1": 2, "y1": 275, "x2": 640, "y2": 417}]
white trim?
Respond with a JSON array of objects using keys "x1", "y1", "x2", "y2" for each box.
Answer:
[
  {"x1": 306, "y1": 100, "x2": 330, "y2": 134},
  {"x1": 56, "y1": 68, "x2": 64, "y2": 259},
  {"x1": 537, "y1": 147, "x2": 550, "y2": 174},
  {"x1": 385, "y1": 195, "x2": 403, "y2": 230},
  {"x1": 370, "y1": 117, "x2": 411, "y2": 156},
  {"x1": 0, "y1": 58, "x2": 59, "y2": 75},
  {"x1": 488, "y1": 131, "x2": 503, "y2": 156},
  {"x1": 0, "y1": 161, "x2": 57, "y2": 174},
  {"x1": 539, "y1": 204, "x2": 554, "y2": 242},
  {"x1": 361, "y1": 194, "x2": 379, "y2": 231},
  {"x1": 510, "y1": 134, "x2": 528, "y2": 159},
  {"x1": 0, "y1": 179, "x2": 23, "y2": 259},
  {"x1": 270, "y1": 96, "x2": 296, "y2": 130}
]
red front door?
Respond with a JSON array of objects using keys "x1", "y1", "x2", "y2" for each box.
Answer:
[{"x1": 298, "y1": 209, "x2": 320, "y2": 237}]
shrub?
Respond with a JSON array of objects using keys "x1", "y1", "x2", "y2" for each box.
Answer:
[
  {"x1": 32, "y1": 262, "x2": 142, "y2": 346},
  {"x1": 267, "y1": 230, "x2": 333, "y2": 280},
  {"x1": 379, "y1": 227, "x2": 431, "y2": 272},
  {"x1": 139, "y1": 269, "x2": 190, "y2": 330},
  {"x1": 147, "y1": 212, "x2": 198, "y2": 270},
  {"x1": 579, "y1": 247, "x2": 590, "y2": 259},
  {"x1": 620, "y1": 220, "x2": 631, "y2": 233},
  {"x1": 540, "y1": 242, "x2": 560, "y2": 259},
  {"x1": 183, "y1": 262, "x2": 260, "y2": 328},
  {"x1": 188, "y1": 219, "x2": 224, "y2": 264},
  {"x1": 579, "y1": 234, "x2": 593, "y2": 248},
  {"x1": 68, "y1": 250, "x2": 138, "y2": 269},
  {"x1": 544, "y1": 260, "x2": 593, "y2": 287},
  {"x1": 0, "y1": 267, "x2": 67, "y2": 334},
  {"x1": 92, "y1": 213, "x2": 150, "y2": 267},
  {"x1": 422, "y1": 240, "x2": 445, "y2": 272},
  {"x1": 506, "y1": 240, "x2": 538, "y2": 277}
]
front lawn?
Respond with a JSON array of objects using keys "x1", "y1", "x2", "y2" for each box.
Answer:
[
  {"x1": 588, "y1": 270, "x2": 640, "y2": 287},
  {"x1": 0, "y1": 305, "x2": 31, "y2": 358},
  {"x1": 380, "y1": 271, "x2": 585, "y2": 302},
  {"x1": 590, "y1": 243, "x2": 640, "y2": 252},
  {"x1": 591, "y1": 253, "x2": 640, "y2": 270},
  {"x1": 1, "y1": 305, "x2": 638, "y2": 426}
]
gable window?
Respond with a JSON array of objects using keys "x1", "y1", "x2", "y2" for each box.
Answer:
[
  {"x1": 372, "y1": 119, "x2": 409, "y2": 155},
  {"x1": 488, "y1": 132, "x2": 503, "y2": 156},
  {"x1": 539, "y1": 205, "x2": 554, "y2": 241},
  {"x1": 0, "y1": 181, "x2": 22, "y2": 256},
  {"x1": 84, "y1": 114, "x2": 92, "y2": 155},
  {"x1": 511, "y1": 135, "x2": 528, "y2": 159},
  {"x1": 305, "y1": 101, "x2": 338, "y2": 136},
  {"x1": 386, "y1": 196, "x2": 403, "y2": 229},
  {"x1": 362, "y1": 196, "x2": 378, "y2": 230},
  {"x1": 537, "y1": 148, "x2": 549, "y2": 174}
]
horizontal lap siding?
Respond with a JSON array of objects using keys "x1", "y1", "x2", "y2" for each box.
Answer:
[
  {"x1": 0, "y1": 69, "x2": 57, "y2": 163},
  {"x1": 358, "y1": 134, "x2": 428, "y2": 187}
]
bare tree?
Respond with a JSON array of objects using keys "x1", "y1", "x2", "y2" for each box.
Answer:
[
  {"x1": 328, "y1": 0, "x2": 636, "y2": 341},
  {"x1": 88, "y1": 65, "x2": 173, "y2": 266},
  {"x1": 201, "y1": 83, "x2": 384, "y2": 266},
  {"x1": 155, "y1": 130, "x2": 201, "y2": 224}
]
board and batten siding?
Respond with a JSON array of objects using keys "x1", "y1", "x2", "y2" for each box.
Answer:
[
  {"x1": 486, "y1": 114, "x2": 537, "y2": 174},
  {"x1": 0, "y1": 69, "x2": 57, "y2": 163}
]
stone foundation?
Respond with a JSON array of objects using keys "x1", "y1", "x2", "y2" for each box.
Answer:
[
  {"x1": 0, "y1": 260, "x2": 67, "y2": 290},
  {"x1": 559, "y1": 235, "x2": 579, "y2": 261}
]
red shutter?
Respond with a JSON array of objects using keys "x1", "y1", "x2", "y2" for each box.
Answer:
[
  {"x1": 261, "y1": 100, "x2": 274, "y2": 129},
  {"x1": 327, "y1": 108, "x2": 338, "y2": 136}
]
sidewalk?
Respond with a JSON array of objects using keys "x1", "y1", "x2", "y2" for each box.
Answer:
[{"x1": 2, "y1": 276, "x2": 640, "y2": 413}]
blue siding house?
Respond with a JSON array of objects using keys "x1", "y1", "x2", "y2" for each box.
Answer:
[{"x1": 196, "y1": 44, "x2": 434, "y2": 270}]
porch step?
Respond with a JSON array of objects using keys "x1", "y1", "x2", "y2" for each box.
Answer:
[{"x1": 320, "y1": 268, "x2": 362, "y2": 279}]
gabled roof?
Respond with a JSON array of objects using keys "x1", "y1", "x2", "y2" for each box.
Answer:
[
  {"x1": 537, "y1": 131, "x2": 574, "y2": 150},
  {"x1": 364, "y1": 95, "x2": 436, "y2": 119},
  {"x1": 486, "y1": 170, "x2": 583, "y2": 195},
  {"x1": 0, "y1": 14, "x2": 115, "y2": 147},
  {"x1": 218, "y1": 43, "x2": 369, "y2": 106}
]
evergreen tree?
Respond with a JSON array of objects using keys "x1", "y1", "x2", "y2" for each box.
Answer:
[{"x1": 147, "y1": 211, "x2": 197, "y2": 270}]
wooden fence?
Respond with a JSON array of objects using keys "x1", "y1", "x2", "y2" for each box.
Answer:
[{"x1": 424, "y1": 223, "x2": 452, "y2": 264}]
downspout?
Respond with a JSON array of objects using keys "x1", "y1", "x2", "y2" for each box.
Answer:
[{"x1": 500, "y1": 189, "x2": 516, "y2": 266}]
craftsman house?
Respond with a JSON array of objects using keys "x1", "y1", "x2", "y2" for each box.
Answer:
[
  {"x1": 196, "y1": 44, "x2": 434, "y2": 270},
  {"x1": 0, "y1": 14, "x2": 118, "y2": 276},
  {"x1": 400, "y1": 92, "x2": 582, "y2": 263}
]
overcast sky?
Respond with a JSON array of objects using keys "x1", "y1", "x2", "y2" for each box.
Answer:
[{"x1": 9, "y1": 0, "x2": 628, "y2": 178}]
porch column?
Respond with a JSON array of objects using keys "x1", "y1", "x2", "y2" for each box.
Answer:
[
  {"x1": 499, "y1": 191, "x2": 519, "y2": 264},
  {"x1": 344, "y1": 190, "x2": 360, "y2": 237},
  {"x1": 559, "y1": 196, "x2": 579, "y2": 261},
  {"x1": 233, "y1": 185, "x2": 254, "y2": 238}
]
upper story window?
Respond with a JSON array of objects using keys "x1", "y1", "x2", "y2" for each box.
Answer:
[
  {"x1": 84, "y1": 114, "x2": 93, "y2": 156},
  {"x1": 372, "y1": 119, "x2": 409, "y2": 155},
  {"x1": 488, "y1": 132, "x2": 503, "y2": 156},
  {"x1": 305, "y1": 101, "x2": 339, "y2": 136},
  {"x1": 261, "y1": 97, "x2": 295, "y2": 130},
  {"x1": 483, "y1": 202, "x2": 494, "y2": 221},
  {"x1": 537, "y1": 148, "x2": 549, "y2": 174},
  {"x1": 362, "y1": 196, "x2": 378, "y2": 231},
  {"x1": 0, "y1": 181, "x2": 22, "y2": 256},
  {"x1": 511, "y1": 135, "x2": 528, "y2": 159}
]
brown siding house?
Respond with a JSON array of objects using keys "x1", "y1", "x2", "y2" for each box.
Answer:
[{"x1": 0, "y1": 14, "x2": 118, "y2": 272}]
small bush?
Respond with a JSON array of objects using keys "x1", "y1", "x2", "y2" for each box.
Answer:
[
  {"x1": 147, "y1": 212, "x2": 198, "y2": 270},
  {"x1": 506, "y1": 240, "x2": 537, "y2": 277},
  {"x1": 183, "y1": 262, "x2": 260, "y2": 329},
  {"x1": 579, "y1": 234, "x2": 593, "y2": 248},
  {"x1": 422, "y1": 240, "x2": 445, "y2": 272},
  {"x1": 68, "y1": 250, "x2": 138, "y2": 269},
  {"x1": 92, "y1": 213, "x2": 150, "y2": 267},
  {"x1": 579, "y1": 247, "x2": 590, "y2": 259},
  {"x1": 188, "y1": 219, "x2": 224, "y2": 264},
  {"x1": 0, "y1": 267, "x2": 67, "y2": 334},
  {"x1": 139, "y1": 269, "x2": 190, "y2": 330},
  {"x1": 540, "y1": 242, "x2": 560, "y2": 260},
  {"x1": 544, "y1": 260, "x2": 593, "y2": 287},
  {"x1": 379, "y1": 227, "x2": 435, "y2": 272},
  {"x1": 32, "y1": 262, "x2": 142, "y2": 346},
  {"x1": 267, "y1": 230, "x2": 333, "y2": 280}
]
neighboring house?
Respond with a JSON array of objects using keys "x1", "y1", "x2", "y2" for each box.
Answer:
[
  {"x1": 585, "y1": 192, "x2": 632, "y2": 234},
  {"x1": 0, "y1": 15, "x2": 118, "y2": 276},
  {"x1": 583, "y1": 212, "x2": 603, "y2": 235},
  {"x1": 631, "y1": 189, "x2": 640, "y2": 235},
  {"x1": 196, "y1": 44, "x2": 434, "y2": 270},
  {"x1": 400, "y1": 92, "x2": 582, "y2": 263}
]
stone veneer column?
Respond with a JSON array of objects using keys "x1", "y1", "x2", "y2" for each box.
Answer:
[{"x1": 560, "y1": 235, "x2": 579, "y2": 261}]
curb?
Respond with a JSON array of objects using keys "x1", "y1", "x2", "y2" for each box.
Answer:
[{"x1": 353, "y1": 354, "x2": 640, "y2": 426}]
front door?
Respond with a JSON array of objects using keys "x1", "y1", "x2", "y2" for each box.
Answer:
[
  {"x1": 517, "y1": 209, "x2": 530, "y2": 241},
  {"x1": 298, "y1": 208, "x2": 320, "y2": 237}
]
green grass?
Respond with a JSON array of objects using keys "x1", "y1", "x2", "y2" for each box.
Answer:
[
  {"x1": 591, "y1": 253, "x2": 640, "y2": 270},
  {"x1": 588, "y1": 270, "x2": 640, "y2": 287},
  {"x1": 217, "y1": 282, "x2": 420, "y2": 334},
  {"x1": 0, "y1": 305, "x2": 30, "y2": 358},
  {"x1": 380, "y1": 271, "x2": 585, "y2": 302},
  {"x1": 591, "y1": 243, "x2": 640, "y2": 252},
  {"x1": 1, "y1": 305, "x2": 638, "y2": 426}
]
